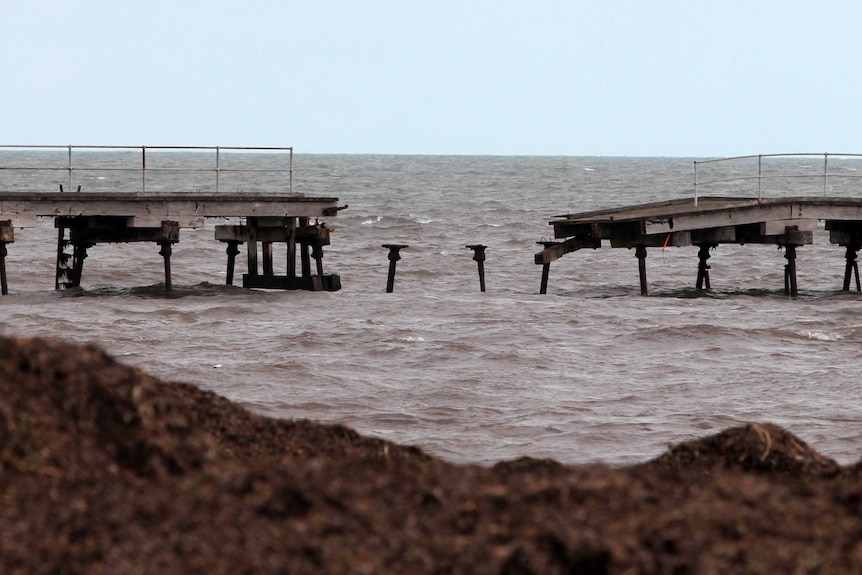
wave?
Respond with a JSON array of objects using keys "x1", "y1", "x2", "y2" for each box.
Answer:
[{"x1": 794, "y1": 329, "x2": 845, "y2": 342}]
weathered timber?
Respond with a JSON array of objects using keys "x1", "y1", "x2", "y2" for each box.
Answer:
[
  {"x1": 0, "y1": 192, "x2": 338, "y2": 228},
  {"x1": 0, "y1": 243, "x2": 7, "y2": 296},
  {"x1": 214, "y1": 222, "x2": 332, "y2": 244},
  {"x1": 466, "y1": 244, "x2": 487, "y2": 292},
  {"x1": 825, "y1": 221, "x2": 862, "y2": 292},
  {"x1": 695, "y1": 243, "x2": 715, "y2": 290},
  {"x1": 537, "y1": 196, "x2": 862, "y2": 295},
  {"x1": 0, "y1": 221, "x2": 13, "y2": 243},
  {"x1": 286, "y1": 218, "x2": 297, "y2": 282},
  {"x1": 224, "y1": 241, "x2": 241, "y2": 286},
  {"x1": 51, "y1": 217, "x2": 180, "y2": 292},
  {"x1": 784, "y1": 243, "x2": 799, "y2": 296},
  {"x1": 690, "y1": 226, "x2": 736, "y2": 244},
  {"x1": 242, "y1": 273, "x2": 341, "y2": 292},
  {"x1": 842, "y1": 244, "x2": 862, "y2": 292},
  {"x1": 382, "y1": 244, "x2": 408, "y2": 293},
  {"x1": 534, "y1": 237, "x2": 602, "y2": 265},
  {"x1": 214, "y1": 217, "x2": 338, "y2": 292},
  {"x1": 635, "y1": 245, "x2": 648, "y2": 296},
  {"x1": 0, "y1": 192, "x2": 342, "y2": 293},
  {"x1": 159, "y1": 242, "x2": 173, "y2": 292},
  {"x1": 609, "y1": 231, "x2": 691, "y2": 249},
  {"x1": 0, "y1": 220, "x2": 10, "y2": 295},
  {"x1": 56, "y1": 217, "x2": 180, "y2": 244}
]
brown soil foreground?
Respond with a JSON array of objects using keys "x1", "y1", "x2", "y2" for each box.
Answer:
[{"x1": 1, "y1": 335, "x2": 861, "y2": 575}]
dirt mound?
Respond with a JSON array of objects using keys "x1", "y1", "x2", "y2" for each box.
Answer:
[
  {"x1": 1, "y1": 335, "x2": 862, "y2": 574},
  {"x1": 644, "y1": 422, "x2": 842, "y2": 478}
]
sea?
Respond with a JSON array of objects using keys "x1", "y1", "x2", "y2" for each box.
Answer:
[{"x1": 1, "y1": 150, "x2": 861, "y2": 467}]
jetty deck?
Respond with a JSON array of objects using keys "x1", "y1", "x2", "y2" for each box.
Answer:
[
  {"x1": 534, "y1": 153, "x2": 862, "y2": 296},
  {"x1": 0, "y1": 146, "x2": 343, "y2": 294},
  {"x1": 0, "y1": 191, "x2": 340, "y2": 227}
]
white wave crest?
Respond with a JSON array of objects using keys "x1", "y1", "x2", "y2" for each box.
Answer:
[{"x1": 798, "y1": 330, "x2": 843, "y2": 341}]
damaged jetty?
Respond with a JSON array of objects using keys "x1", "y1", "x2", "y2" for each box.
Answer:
[
  {"x1": 535, "y1": 153, "x2": 862, "y2": 296},
  {"x1": 0, "y1": 145, "x2": 344, "y2": 294}
]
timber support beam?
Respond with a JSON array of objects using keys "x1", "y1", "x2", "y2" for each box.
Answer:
[
  {"x1": 0, "y1": 221, "x2": 12, "y2": 295},
  {"x1": 53, "y1": 217, "x2": 179, "y2": 291},
  {"x1": 215, "y1": 217, "x2": 341, "y2": 292},
  {"x1": 695, "y1": 243, "x2": 717, "y2": 291}
]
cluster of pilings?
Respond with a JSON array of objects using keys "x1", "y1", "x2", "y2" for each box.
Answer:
[
  {"x1": 531, "y1": 195, "x2": 862, "y2": 297},
  {"x1": 535, "y1": 231, "x2": 820, "y2": 297},
  {"x1": 53, "y1": 216, "x2": 180, "y2": 291},
  {"x1": 618, "y1": 235, "x2": 810, "y2": 297},
  {"x1": 216, "y1": 217, "x2": 340, "y2": 291},
  {"x1": 0, "y1": 188, "x2": 344, "y2": 295},
  {"x1": 0, "y1": 215, "x2": 341, "y2": 295}
]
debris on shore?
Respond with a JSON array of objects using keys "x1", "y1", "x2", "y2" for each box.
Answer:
[{"x1": 1, "y1": 335, "x2": 860, "y2": 574}]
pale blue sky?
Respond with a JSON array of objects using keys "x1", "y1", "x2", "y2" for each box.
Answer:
[{"x1": 3, "y1": 1, "x2": 861, "y2": 156}]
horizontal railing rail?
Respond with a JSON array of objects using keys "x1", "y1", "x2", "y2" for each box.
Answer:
[
  {"x1": 694, "y1": 152, "x2": 862, "y2": 206},
  {"x1": 0, "y1": 145, "x2": 294, "y2": 193}
]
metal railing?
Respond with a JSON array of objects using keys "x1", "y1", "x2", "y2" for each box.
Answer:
[
  {"x1": 693, "y1": 152, "x2": 862, "y2": 205},
  {"x1": 0, "y1": 145, "x2": 294, "y2": 193}
]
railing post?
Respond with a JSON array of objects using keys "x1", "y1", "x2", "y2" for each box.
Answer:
[
  {"x1": 142, "y1": 146, "x2": 147, "y2": 193},
  {"x1": 216, "y1": 146, "x2": 220, "y2": 194},
  {"x1": 758, "y1": 154, "x2": 762, "y2": 201},
  {"x1": 693, "y1": 161, "x2": 699, "y2": 206},
  {"x1": 67, "y1": 145, "x2": 72, "y2": 193},
  {"x1": 824, "y1": 152, "x2": 829, "y2": 196}
]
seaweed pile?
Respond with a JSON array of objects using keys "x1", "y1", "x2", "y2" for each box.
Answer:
[{"x1": 1, "y1": 335, "x2": 860, "y2": 574}]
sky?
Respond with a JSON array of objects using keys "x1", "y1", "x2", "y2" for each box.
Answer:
[{"x1": 3, "y1": 1, "x2": 862, "y2": 157}]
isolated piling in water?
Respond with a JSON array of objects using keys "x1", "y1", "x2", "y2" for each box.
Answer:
[
  {"x1": 465, "y1": 244, "x2": 487, "y2": 292},
  {"x1": 382, "y1": 244, "x2": 408, "y2": 293}
]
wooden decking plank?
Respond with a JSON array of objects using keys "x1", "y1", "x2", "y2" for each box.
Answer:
[
  {"x1": 549, "y1": 197, "x2": 862, "y2": 240},
  {"x1": 0, "y1": 192, "x2": 339, "y2": 228}
]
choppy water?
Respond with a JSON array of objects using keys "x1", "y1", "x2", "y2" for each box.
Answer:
[{"x1": 2, "y1": 152, "x2": 862, "y2": 466}]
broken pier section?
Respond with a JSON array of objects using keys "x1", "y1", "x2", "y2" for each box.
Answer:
[
  {"x1": 534, "y1": 196, "x2": 862, "y2": 296},
  {"x1": 0, "y1": 192, "x2": 342, "y2": 293}
]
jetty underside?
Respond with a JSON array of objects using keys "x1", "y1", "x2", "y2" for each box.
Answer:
[
  {"x1": 0, "y1": 192, "x2": 343, "y2": 294},
  {"x1": 534, "y1": 196, "x2": 862, "y2": 296}
]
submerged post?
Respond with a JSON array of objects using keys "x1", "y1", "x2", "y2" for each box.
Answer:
[
  {"x1": 299, "y1": 218, "x2": 312, "y2": 278},
  {"x1": 225, "y1": 241, "x2": 240, "y2": 286},
  {"x1": 781, "y1": 226, "x2": 804, "y2": 297},
  {"x1": 0, "y1": 243, "x2": 7, "y2": 295},
  {"x1": 286, "y1": 218, "x2": 297, "y2": 281},
  {"x1": 71, "y1": 244, "x2": 88, "y2": 288},
  {"x1": 465, "y1": 244, "x2": 487, "y2": 292},
  {"x1": 843, "y1": 244, "x2": 861, "y2": 292},
  {"x1": 159, "y1": 241, "x2": 173, "y2": 292},
  {"x1": 312, "y1": 243, "x2": 325, "y2": 277},
  {"x1": 262, "y1": 242, "x2": 274, "y2": 276},
  {"x1": 537, "y1": 240, "x2": 557, "y2": 295},
  {"x1": 635, "y1": 245, "x2": 648, "y2": 296},
  {"x1": 784, "y1": 244, "x2": 798, "y2": 296},
  {"x1": 695, "y1": 243, "x2": 715, "y2": 291},
  {"x1": 382, "y1": 244, "x2": 408, "y2": 293},
  {"x1": 0, "y1": 221, "x2": 11, "y2": 295}
]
